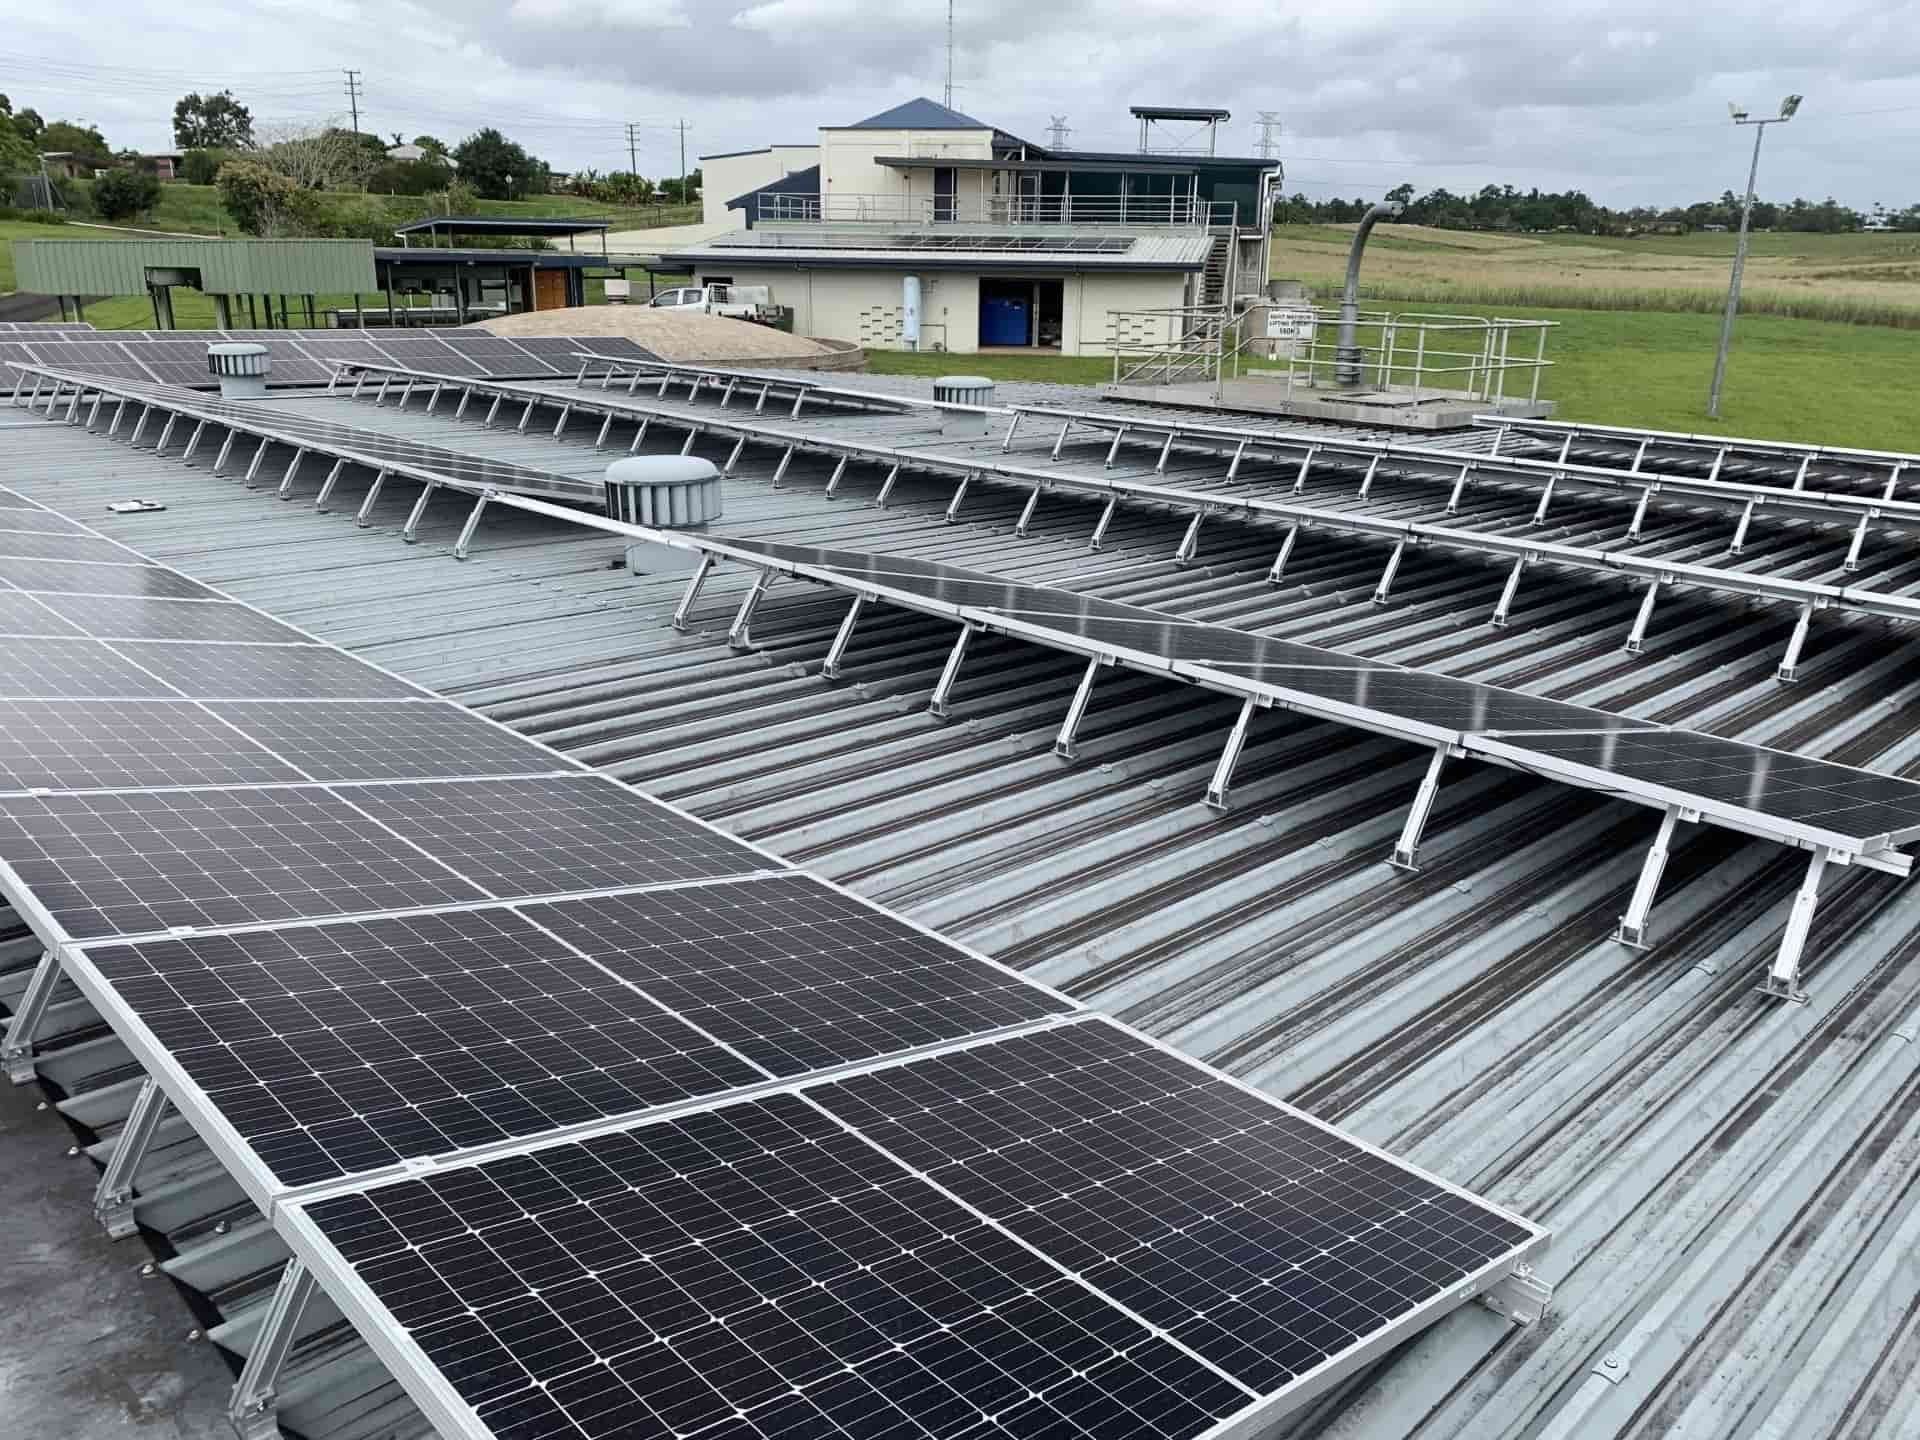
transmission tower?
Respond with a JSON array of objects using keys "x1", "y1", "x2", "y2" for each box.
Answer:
[
  {"x1": 1254, "y1": 111, "x2": 1282, "y2": 160},
  {"x1": 1046, "y1": 115, "x2": 1072, "y2": 150}
]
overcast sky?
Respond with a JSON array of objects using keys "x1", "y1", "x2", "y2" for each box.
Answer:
[{"x1": 4, "y1": 0, "x2": 1918, "y2": 209}]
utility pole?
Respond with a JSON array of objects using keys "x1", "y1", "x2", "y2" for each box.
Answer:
[
  {"x1": 1046, "y1": 115, "x2": 1072, "y2": 150},
  {"x1": 1254, "y1": 111, "x2": 1282, "y2": 161},
  {"x1": 676, "y1": 119, "x2": 689, "y2": 208},
  {"x1": 1707, "y1": 94, "x2": 1801, "y2": 419},
  {"x1": 625, "y1": 122, "x2": 640, "y2": 177},
  {"x1": 343, "y1": 70, "x2": 363, "y2": 135},
  {"x1": 944, "y1": 0, "x2": 954, "y2": 110}
]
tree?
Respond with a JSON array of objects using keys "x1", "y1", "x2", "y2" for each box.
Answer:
[
  {"x1": 658, "y1": 167, "x2": 701, "y2": 205},
  {"x1": 215, "y1": 158, "x2": 318, "y2": 236},
  {"x1": 411, "y1": 135, "x2": 450, "y2": 160},
  {"x1": 174, "y1": 90, "x2": 253, "y2": 150},
  {"x1": 452, "y1": 128, "x2": 547, "y2": 200},
  {"x1": 91, "y1": 166, "x2": 160, "y2": 220},
  {"x1": 38, "y1": 120, "x2": 113, "y2": 169},
  {"x1": 179, "y1": 148, "x2": 229, "y2": 186},
  {"x1": 254, "y1": 122, "x2": 380, "y2": 191},
  {"x1": 12, "y1": 107, "x2": 43, "y2": 145}
]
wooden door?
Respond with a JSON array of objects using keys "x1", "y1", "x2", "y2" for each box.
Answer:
[{"x1": 533, "y1": 268, "x2": 567, "y2": 311}]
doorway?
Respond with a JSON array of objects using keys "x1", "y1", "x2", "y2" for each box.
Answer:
[{"x1": 978, "y1": 277, "x2": 1064, "y2": 350}]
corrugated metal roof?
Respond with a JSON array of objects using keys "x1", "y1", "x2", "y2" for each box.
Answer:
[
  {"x1": 11, "y1": 238, "x2": 378, "y2": 297},
  {"x1": 5, "y1": 379, "x2": 1920, "y2": 1440},
  {"x1": 836, "y1": 97, "x2": 991, "y2": 130}
]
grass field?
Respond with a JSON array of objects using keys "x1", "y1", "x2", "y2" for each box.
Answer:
[
  {"x1": 867, "y1": 301, "x2": 1920, "y2": 451},
  {"x1": 1273, "y1": 223, "x2": 1920, "y2": 328}
]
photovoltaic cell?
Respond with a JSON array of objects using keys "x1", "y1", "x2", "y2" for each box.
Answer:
[
  {"x1": 0, "y1": 557, "x2": 225, "y2": 600},
  {"x1": 80, "y1": 907, "x2": 766, "y2": 1186},
  {"x1": 522, "y1": 872, "x2": 1074, "y2": 1077},
  {"x1": 205, "y1": 700, "x2": 583, "y2": 783},
  {"x1": 338, "y1": 775, "x2": 771, "y2": 897},
  {"x1": 1497, "y1": 728, "x2": 1920, "y2": 843},
  {"x1": 0, "y1": 507, "x2": 89, "y2": 535},
  {"x1": 815, "y1": 1021, "x2": 1539, "y2": 1394},
  {"x1": 0, "y1": 636, "x2": 180, "y2": 699},
  {"x1": 31, "y1": 594, "x2": 311, "y2": 644},
  {"x1": 0, "y1": 785, "x2": 486, "y2": 940},
  {"x1": 0, "y1": 592, "x2": 85, "y2": 637},
  {"x1": 0, "y1": 530, "x2": 145, "y2": 564},
  {"x1": 295, "y1": 1093, "x2": 1249, "y2": 1440},
  {"x1": 112, "y1": 641, "x2": 428, "y2": 700},
  {"x1": 0, "y1": 698, "x2": 304, "y2": 792}
]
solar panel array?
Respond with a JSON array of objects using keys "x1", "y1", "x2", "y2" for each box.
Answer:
[
  {"x1": 698, "y1": 534, "x2": 1920, "y2": 852},
  {"x1": 0, "y1": 320, "x2": 95, "y2": 332},
  {"x1": 1, "y1": 328, "x2": 657, "y2": 390},
  {"x1": 0, "y1": 478, "x2": 1546, "y2": 1438}
]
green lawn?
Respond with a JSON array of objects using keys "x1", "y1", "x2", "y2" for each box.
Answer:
[{"x1": 865, "y1": 303, "x2": 1920, "y2": 451}]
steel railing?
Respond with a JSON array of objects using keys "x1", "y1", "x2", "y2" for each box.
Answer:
[{"x1": 756, "y1": 192, "x2": 1237, "y2": 229}]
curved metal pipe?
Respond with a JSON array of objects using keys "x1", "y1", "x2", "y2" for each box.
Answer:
[{"x1": 1336, "y1": 201, "x2": 1405, "y2": 387}]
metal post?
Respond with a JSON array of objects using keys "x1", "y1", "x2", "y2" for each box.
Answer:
[
  {"x1": 1625, "y1": 578, "x2": 1662, "y2": 654},
  {"x1": 770, "y1": 445, "x2": 794, "y2": 487},
  {"x1": 1013, "y1": 484, "x2": 1042, "y2": 536},
  {"x1": 1266, "y1": 526, "x2": 1300, "y2": 585},
  {"x1": 354, "y1": 469, "x2": 388, "y2": 527},
  {"x1": 1776, "y1": 600, "x2": 1816, "y2": 682},
  {"x1": 550, "y1": 404, "x2": 573, "y2": 439},
  {"x1": 271, "y1": 450, "x2": 306, "y2": 500},
  {"x1": 927, "y1": 625, "x2": 976, "y2": 718},
  {"x1": 875, "y1": 464, "x2": 901, "y2": 508},
  {"x1": 483, "y1": 394, "x2": 504, "y2": 427},
  {"x1": 1628, "y1": 485, "x2": 1654, "y2": 540},
  {"x1": 1530, "y1": 473, "x2": 1558, "y2": 526},
  {"x1": 672, "y1": 554, "x2": 716, "y2": 632},
  {"x1": 1708, "y1": 119, "x2": 1772, "y2": 419},
  {"x1": 373, "y1": 375, "x2": 393, "y2": 407},
  {"x1": 1842, "y1": 511, "x2": 1874, "y2": 573},
  {"x1": 1291, "y1": 446, "x2": 1318, "y2": 494},
  {"x1": 211, "y1": 431, "x2": 237, "y2": 477},
  {"x1": 821, "y1": 594, "x2": 866, "y2": 681},
  {"x1": 1357, "y1": 454, "x2": 1381, "y2": 499},
  {"x1": 243, "y1": 437, "x2": 271, "y2": 489},
  {"x1": 1089, "y1": 497, "x2": 1118, "y2": 552},
  {"x1": 1103, "y1": 426, "x2": 1128, "y2": 469},
  {"x1": 453, "y1": 492, "x2": 493, "y2": 560},
  {"x1": 93, "y1": 1076, "x2": 170, "y2": 1239},
  {"x1": 1053, "y1": 657, "x2": 1104, "y2": 760},
  {"x1": 593, "y1": 413, "x2": 614, "y2": 449},
  {"x1": 307, "y1": 459, "x2": 345, "y2": 512},
  {"x1": 181, "y1": 421, "x2": 207, "y2": 464},
  {"x1": 516, "y1": 398, "x2": 537, "y2": 434},
  {"x1": 627, "y1": 416, "x2": 652, "y2": 454},
  {"x1": 1730, "y1": 498, "x2": 1757, "y2": 554},
  {"x1": 823, "y1": 456, "x2": 847, "y2": 497},
  {"x1": 1445, "y1": 462, "x2": 1470, "y2": 514},
  {"x1": 725, "y1": 437, "x2": 748, "y2": 476},
  {"x1": 154, "y1": 413, "x2": 178, "y2": 452},
  {"x1": 728, "y1": 569, "x2": 774, "y2": 649},
  {"x1": 1390, "y1": 748, "x2": 1450, "y2": 871},
  {"x1": 1372, "y1": 539, "x2": 1407, "y2": 604},
  {"x1": 2, "y1": 952, "x2": 63, "y2": 1084},
  {"x1": 401, "y1": 481, "x2": 439, "y2": 543},
  {"x1": 226, "y1": 1260, "x2": 318, "y2": 1440},
  {"x1": 1764, "y1": 846, "x2": 1830, "y2": 1002},
  {"x1": 1001, "y1": 412, "x2": 1021, "y2": 451},
  {"x1": 1174, "y1": 510, "x2": 1204, "y2": 567},
  {"x1": 454, "y1": 388, "x2": 474, "y2": 421},
  {"x1": 1491, "y1": 555, "x2": 1527, "y2": 627},
  {"x1": 1616, "y1": 806, "x2": 1683, "y2": 948},
  {"x1": 944, "y1": 473, "x2": 973, "y2": 524},
  {"x1": 1204, "y1": 697, "x2": 1260, "y2": 811},
  {"x1": 127, "y1": 405, "x2": 152, "y2": 446}
]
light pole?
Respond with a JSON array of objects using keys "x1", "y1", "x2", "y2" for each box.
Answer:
[{"x1": 1707, "y1": 93, "x2": 1802, "y2": 419}]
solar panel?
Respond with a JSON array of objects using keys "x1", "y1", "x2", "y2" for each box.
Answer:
[
  {"x1": 0, "y1": 698, "x2": 305, "y2": 792},
  {"x1": 205, "y1": 700, "x2": 585, "y2": 782},
  {"x1": 292, "y1": 338, "x2": 402, "y2": 368},
  {"x1": 0, "y1": 488, "x2": 46, "y2": 510},
  {"x1": 30, "y1": 594, "x2": 311, "y2": 644},
  {"x1": 291, "y1": 1090, "x2": 1250, "y2": 1440},
  {"x1": 0, "y1": 340, "x2": 44, "y2": 371},
  {"x1": 0, "y1": 785, "x2": 487, "y2": 940},
  {"x1": 78, "y1": 906, "x2": 768, "y2": 1187},
  {"x1": 0, "y1": 636, "x2": 181, "y2": 699},
  {"x1": 19, "y1": 343, "x2": 157, "y2": 383},
  {"x1": 0, "y1": 530, "x2": 146, "y2": 564},
  {"x1": 814, "y1": 1019, "x2": 1541, "y2": 1393},
  {"x1": 521, "y1": 872, "x2": 1075, "y2": 1076},
  {"x1": 0, "y1": 557, "x2": 225, "y2": 599},
  {"x1": 1488, "y1": 729, "x2": 1920, "y2": 844},
  {"x1": 336, "y1": 775, "x2": 771, "y2": 896},
  {"x1": 111, "y1": 640, "x2": 429, "y2": 700},
  {"x1": 362, "y1": 336, "x2": 487, "y2": 377},
  {"x1": 0, "y1": 592, "x2": 84, "y2": 637}
]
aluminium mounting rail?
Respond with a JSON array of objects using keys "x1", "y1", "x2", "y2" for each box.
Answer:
[{"x1": 317, "y1": 360, "x2": 1920, "y2": 677}]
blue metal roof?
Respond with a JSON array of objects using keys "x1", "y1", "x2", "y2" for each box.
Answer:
[{"x1": 838, "y1": 97, "x2": 990, "y2": 130}]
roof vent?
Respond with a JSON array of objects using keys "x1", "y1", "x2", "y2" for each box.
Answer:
[
  {"x1": 933, "y1": 375, "x2": 995, "y2": 435},
  {"x1": 206, "y1": 342, "x2": 270, "y2": 400},
  {"x1": 605, "y1": 456, "x2": 724, "y2": 575}
]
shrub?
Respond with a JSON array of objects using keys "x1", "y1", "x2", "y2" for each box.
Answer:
[
  {"x1": 179, "y1": 148, "x2": 229, "y2": 186},
  {"x1": 91, "y1": 167, "x2": 161, "y2": 221},
  {"x1": 215, "y1": 158, "x2": 318, "y2": 236}
]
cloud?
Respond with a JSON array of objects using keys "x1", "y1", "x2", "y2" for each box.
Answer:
[{"x1": 507, "y1": 0, "x2": 690, "y2": 24}]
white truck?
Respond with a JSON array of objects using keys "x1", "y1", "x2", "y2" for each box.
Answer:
[{"x1": 648, "y1": 283, "x2": 777, "y2": 322}]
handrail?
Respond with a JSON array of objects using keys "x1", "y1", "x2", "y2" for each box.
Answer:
[{"x1": 755, "y1": 191, "x2": 1234, "y2": 230}]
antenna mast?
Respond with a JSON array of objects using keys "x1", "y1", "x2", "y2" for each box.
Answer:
[{"x1": 944, "y1": 1, "x2": 954, "y2": 109}]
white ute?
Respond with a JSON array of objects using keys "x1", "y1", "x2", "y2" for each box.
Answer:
[{"x1": 648, "y1": 283, "x2": 776, "y2": 322}]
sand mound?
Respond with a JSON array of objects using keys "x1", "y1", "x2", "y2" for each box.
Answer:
[{"x1": 470, "y1": 308, "x2": 838, "y2": 364}]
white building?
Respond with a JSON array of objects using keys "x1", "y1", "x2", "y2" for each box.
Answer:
[{"x1": 665, "y1": 98, "x2": 1281, "y2": 356}]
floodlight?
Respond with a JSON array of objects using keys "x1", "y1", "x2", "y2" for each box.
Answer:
[
  {"x1": 1779, "y1": 94, "x2": 1803, "y2": 119},
  {"x1": 1728, "y1": 101, "x2": 1749, "y2": 121}
]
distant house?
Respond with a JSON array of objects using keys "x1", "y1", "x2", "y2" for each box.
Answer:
[
  {"x1": 1701, "y1": 223, "x2": 1729, "y2": 233},
  {"x1": 384, "y1": 143, "x2": 454, "y2": 168},
  {"x1": 139, "y1": 153, "x2": 185, "y2": 182},
  {"x1": 38, "y1": 152, "x2": 98, "y2": 181}
]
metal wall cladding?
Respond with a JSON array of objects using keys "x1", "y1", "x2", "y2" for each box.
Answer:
[{"x1": 12, "y1": 239, "x2": 378, "y2": 297}]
